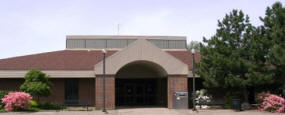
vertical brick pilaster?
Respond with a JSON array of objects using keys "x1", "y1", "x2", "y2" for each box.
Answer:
[
  {"x1": 95, "y1": 75, "x2": 115, "y2": 109},
  {"x1": 167, "y1": 76, "x2": 188, "y2": 109}
]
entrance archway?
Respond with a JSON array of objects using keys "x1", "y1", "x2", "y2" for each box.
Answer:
[{"x1": 115, "y1": 60, "x2": 168, "y2": 107}]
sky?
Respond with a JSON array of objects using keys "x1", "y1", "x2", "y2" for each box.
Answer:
[{"x1": 0, "y1": 0, "x2": 284, "y2": 59}]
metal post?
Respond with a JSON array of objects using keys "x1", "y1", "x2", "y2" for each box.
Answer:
[
  {"x1": 103, "y1": 51, "x2": 107, "y2": 112},
  {"x1": 192, "y1": 51, "x2": 197, "y2": 111}
]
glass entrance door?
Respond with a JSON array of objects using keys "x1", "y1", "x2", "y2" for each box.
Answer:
[{"x1": 116, "y1": 79, "x2": 157, "y2": 106}]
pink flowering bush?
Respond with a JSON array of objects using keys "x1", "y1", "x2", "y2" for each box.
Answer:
[
  {"x1": 257, "y1": 93, "x2": 285, "y2": 113},
  {"x1": 1, "y1": 92, "x2": 32, "y2": 111}
]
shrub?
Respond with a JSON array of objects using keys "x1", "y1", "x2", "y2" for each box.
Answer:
[
  {"x1": 257, "y1": 93, "x2": 285, "y2": 113},
  {"x1": 196, "y1": 89, "x2": 212, "y2": 109},
  {"x1": 0, "y1": 105, "x2": 6, "y2": 112},
  {"x1": 20, "y1": 69, "x2": 51, "y2": 100},
  {"x1": 1, "y1": 92, "x2": 32, "y2": 111},
  {"x1": 29, "y1": 100, "x2": 39, "y2": 107},
  {"x1": 39, "y1": 102, "x2": 63, "y2": 110},
  {"x1": 0, "y1": 90, "x2": 9, "y2": 105},
  {"x1": 224, "y1": 95, "x2": 233, "y2": 109},
  {"x1": 27, "y1": 106, "x2": 40, "y2": 112}
]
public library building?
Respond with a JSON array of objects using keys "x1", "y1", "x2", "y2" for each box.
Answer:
[{"x1": 0, "y1": 35, "x2": 200, "y2": 109}]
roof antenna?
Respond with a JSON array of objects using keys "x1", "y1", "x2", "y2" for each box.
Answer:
[{"x1": 117, "y1": 24, "x2": 120, "y2": 35}]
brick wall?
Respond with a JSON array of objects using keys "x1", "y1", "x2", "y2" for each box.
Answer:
[
  {"x1": 95, "y1": 75, "x2": 115, "y2": 109},
  {"x1": 41, "y1": 78, "x2": 95, "y2": 105},
  {"x1": 0, "y1": 78, "x2": 96, "y2": 106},
  {"x1": 40, "y1": 79, "x2": 65, "y2": 104},
  {"x1": 167, "y1": 76, "x2": 188, "y2": 108},
  {"x1": 0, "y1": 78, "x2": 65, "y2": 104},
  {"x1": 0, "y1": 78, "x2": 24, "y2": 91}
]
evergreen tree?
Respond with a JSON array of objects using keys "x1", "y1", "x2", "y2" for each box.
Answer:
[
  {"x1": 260, "y1": 2, "x2": 285, "y2": 90},
  {"x1": 198, "y1": 10, "x2": 273, "y2": 102},
  {"x1": 20, "y1": 69, "x2": 51, "y2": 100}
]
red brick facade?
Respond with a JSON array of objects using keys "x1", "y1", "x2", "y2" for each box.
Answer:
[
  {"x1": 167, "y1": 76, "x2": 188, "y2": 109},
  {"x1": 95, "y1": 76, "x2": 115, "y2": 109},
  {"x1": 0, "y1": 77, "x2": 188, "y2": 109},
  {"x1": 40, "y1": 79, "x2": 65, "y2": 104},
  {"x1": 0, "y1": 78, "x2": 95, "y2": 105}
]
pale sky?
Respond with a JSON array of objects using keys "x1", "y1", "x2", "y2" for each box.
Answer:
[{"x1": 0, "y1": 0, "x2": 284, "y2": 59}]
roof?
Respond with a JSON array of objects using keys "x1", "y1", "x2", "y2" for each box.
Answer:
[
  {"x1": 0, "y1": 50, "x2": 200, "y2": 71},
  {"x1": 0, "y1": 50, "x2": 117, "y2": 70}
]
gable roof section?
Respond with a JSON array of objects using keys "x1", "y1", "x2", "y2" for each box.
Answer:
[
  {"x1": 0, "y1": 50, "x2": 117, "y2": 70},
  {"x1": 94, "y1": 39, "x2": 189, "y2": 75}
]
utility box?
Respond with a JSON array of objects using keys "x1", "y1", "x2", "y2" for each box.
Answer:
[{"x1": 173, "y1": 92, "x2": 188, "y2": 109}]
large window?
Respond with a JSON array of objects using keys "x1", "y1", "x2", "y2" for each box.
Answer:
[
  {"x1": 67, "y1": 39, "x2": 136, "y2": 49},
  {"x1": 66, "y1": 39, "x2": 186, "y2": 49}
]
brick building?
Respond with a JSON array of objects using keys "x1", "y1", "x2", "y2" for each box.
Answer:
[{"x1": 0, "y1": 35, "x2": 200, "y2": 109}]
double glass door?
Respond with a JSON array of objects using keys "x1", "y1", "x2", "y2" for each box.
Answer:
[{"x1": 116, "y1": 79, "x2": 156, "y2": 106}]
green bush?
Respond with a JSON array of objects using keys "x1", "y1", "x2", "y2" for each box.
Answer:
[
  {"x1": 0, "y1": 90, "x2": 9, "y2": 105},
  {"x1": 29, "y1": 100, "x2": 39, "y2": 107},
  {"x1": 224, "y1": 95, "x2": 233, "y2": 109},
  {"x1": 0, "y1": 105, "x2": 7, "y2": 112},
  {"x1": 27, "y1": 106, "x2": 40, "y2": 112},
  {"x1": 39, "y1": 102, "x2": 63, "y2": 110},
  {"x1": 20, "y1": 69, "x2": 51, "y2": 100},
  {"x1": 0, "y1": 90, "x2": 9, "y2": 99}
]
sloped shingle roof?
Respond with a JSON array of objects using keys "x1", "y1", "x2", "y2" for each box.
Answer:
[{"x1": 0, "y1": 50, "x2": 200, "y2": 70}]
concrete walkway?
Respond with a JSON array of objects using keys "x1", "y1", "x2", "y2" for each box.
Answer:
[{"x1": 0, "y1": 108, "x2": 283, "y2": 115}]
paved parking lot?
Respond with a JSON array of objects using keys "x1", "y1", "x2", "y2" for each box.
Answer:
[{"x1": 0, "y1": 108, "x2": 283, "y2": 115}]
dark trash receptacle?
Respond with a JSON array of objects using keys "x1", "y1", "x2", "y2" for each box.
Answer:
[
  {"x1": 232, "y1": 99, "x2": 241, "y2": 111},
  {"x1": 173, "y1": 92, "x2": 188, "y2": 109}
]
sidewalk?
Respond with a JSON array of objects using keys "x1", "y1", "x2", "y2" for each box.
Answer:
[{"x1": 0, "y1": 108, "x2": 283, "y2": 115}]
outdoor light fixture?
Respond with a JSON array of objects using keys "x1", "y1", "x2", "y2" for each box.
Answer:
[
  {"x1": 102, "y1": 49, "x2": 106, "y2": 54},
  {"x1": 191, "y1": 49, "x2": 195, "y2": 54},
  {"x1": 102, "y1": 49, "x2": 107, "y2": 112},
  {"x1": 191, "y1": 49, "x2": 197, "y2": 111}
]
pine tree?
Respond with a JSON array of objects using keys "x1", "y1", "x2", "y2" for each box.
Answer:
[
  {"x1": 260, "y1": 2, "x2": 285, "y2": 90},
  {"x1": 198, "y1": 10, "x2": 273, "y2": 103}
]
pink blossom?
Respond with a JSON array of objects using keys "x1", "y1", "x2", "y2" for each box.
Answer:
[
  {"x1": 1, "y1": 92, "x2": 32, "y2": 111},
  {"x1": 257, "y1": 93, "x2": 285, "y2": 113}
]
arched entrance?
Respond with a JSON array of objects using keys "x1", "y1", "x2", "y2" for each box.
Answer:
[{"x1": 115, "y1": 60, "x2": 168, "y2": 107}]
